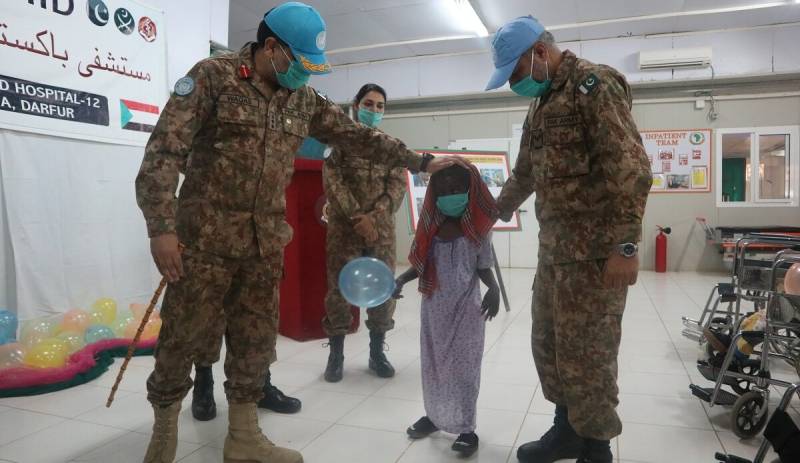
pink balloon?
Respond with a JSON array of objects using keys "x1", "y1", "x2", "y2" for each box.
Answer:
[
  {"x1": 0, "y1": 342, "x2": 25, "y2": 369},
  {"x1": 129, "y1": 303, "x2": 148, "y2": 320},
  {"x1": 785, "y1": 263, "x2": 800, "y2": 295},
  {"x1": 60, "y1": 309, "x2": 91, "y2": 333}
]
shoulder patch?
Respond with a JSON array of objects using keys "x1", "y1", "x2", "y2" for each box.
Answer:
[
  {"x1": 174, "y1": 76, "x2": 195, "y2": 96},
  {"x1": 577, "y1": 73, "x2": 600, "y2": 96},
  {"x1": 313, "y1": 88, "x2": 333, "y2": 104}
]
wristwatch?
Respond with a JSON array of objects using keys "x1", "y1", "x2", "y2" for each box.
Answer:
[{"x1": 617, "y1": 243, "x2": 638, "y2": 258}]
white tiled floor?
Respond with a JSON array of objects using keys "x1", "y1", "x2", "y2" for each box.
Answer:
[{"x1": 1, "y1": 269, "x2": 799, "y2": 463}]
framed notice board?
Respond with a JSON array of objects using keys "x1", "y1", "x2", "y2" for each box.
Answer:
[{"x1": 642, "y1": 129, "x2": 712, "y2": 193}]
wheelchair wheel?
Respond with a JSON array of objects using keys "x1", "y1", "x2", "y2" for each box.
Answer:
[
  {"x1": 730, "y1": 391, "x2": 768, "y2": 439},
  {"x1": 730, "y1": 360, "x2": 769, "y2": 395}
]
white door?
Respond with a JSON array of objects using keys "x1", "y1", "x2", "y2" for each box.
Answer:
[{"x1": 449, "y1": 138, "x2": 539, "y2": 269}]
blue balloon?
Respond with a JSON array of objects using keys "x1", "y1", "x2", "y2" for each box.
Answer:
[
  {"x1": 0, "y1": 309, "x2": 17, "y2": 342},
  {"x1": 85, "y1": 324, "x2": 115, "y2": 344},
  {"x1": 338, "y1": 257, "x2": 396, "y2": 308}
]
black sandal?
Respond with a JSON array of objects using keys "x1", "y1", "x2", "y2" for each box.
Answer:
[
  {"x1": 406, "y1": 416, "x2": 438, "y2": 439},
  {"x1": 452, "y1": 432, "x2": 479, "y2": 457}
]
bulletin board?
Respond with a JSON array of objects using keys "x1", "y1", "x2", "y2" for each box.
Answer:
[
  {"x1": 642, "y1": 129, "x2": 712, "y2": 193},
  {"x1": 406, "y1": 150, "x2": 521, "y2": 231}
]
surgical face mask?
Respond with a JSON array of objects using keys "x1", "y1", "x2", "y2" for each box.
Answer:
[
  {"x1": 436, "y1": 193, "x2": 469, "y2": 218},
  {"x1": 271, "y1": 46, "x2": 310, "y2": 90},
  {"x1": 511, "y1": 50, "x2": 551, "y2": 98},
  {"x1": 358, "y1": 108, "x2": 383, "y2": 127}
]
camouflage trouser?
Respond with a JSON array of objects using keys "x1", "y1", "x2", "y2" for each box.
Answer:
[
  {"x1": 146, "y1": 246, "x2": 282, "y2": 406},
  {"x1": 321, "y1": 215, "x2": 396, "y2": 337},
  {"x1": 193, "y1": 310, "x2": 280, "y2": 368},
  {"x1": 532, "y1": 260, "x2": 627, "y2": 440}
]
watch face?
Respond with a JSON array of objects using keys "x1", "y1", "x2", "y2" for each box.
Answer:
[{"x1": 622, "y1": 244, "x2": 637, "y2": 257}]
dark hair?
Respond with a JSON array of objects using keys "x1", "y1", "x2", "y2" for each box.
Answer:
[
  {"x1": 354, "y1": 83, "x2": 387, "y2": 104},
  {"x1": 430, "y1": 165, "x2": 470, "y2": 195},
  {"x1": 256, "y1": 9, "x2": 288, "y2": 49}
]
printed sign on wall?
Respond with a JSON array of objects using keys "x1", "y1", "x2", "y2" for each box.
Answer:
[{"x1": 0, "y1": 0, "x2": 168, "y2": 146}]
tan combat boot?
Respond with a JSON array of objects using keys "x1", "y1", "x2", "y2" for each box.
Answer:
[
  {"x1": 223, "y1": 402, "x2": 303, "y2": 463},
  {"x1": 143, "y1": 402, "x2": 181, "y2": 463}
]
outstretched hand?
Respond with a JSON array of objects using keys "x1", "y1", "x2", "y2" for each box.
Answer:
[
  {"x1": 481, "y1": 286, "x2": 500, "y2": 321},
  {"x1": 392, "y1": 278, "x2": 405, "y2": 299}
]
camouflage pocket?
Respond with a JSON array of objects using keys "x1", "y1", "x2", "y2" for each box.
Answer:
[
  {"x1": 544, "y1": 147, "x2": 590, "y2": 178},
  {"x1": 281, "y1": 112, "x2": 310, "y2": 138},
  {"x1": 553, "y1": 260, "x2": 626, "y2": 315},
  {"x1": 217, "y1": 102, "x2": 260, "y2": 126}
]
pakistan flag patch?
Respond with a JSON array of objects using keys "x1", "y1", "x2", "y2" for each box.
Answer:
[{"x1": 578, "y1": 73, "x2": 599, "y2": 95}]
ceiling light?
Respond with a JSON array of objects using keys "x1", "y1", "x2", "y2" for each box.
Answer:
[{"x1": 449, "y1": 0, "x2": 488, "y2": 37}]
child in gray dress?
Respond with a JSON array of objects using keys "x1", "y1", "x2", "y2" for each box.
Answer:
[{"x1": 393, "y1": 164, "x2": 499, "y2": 457}]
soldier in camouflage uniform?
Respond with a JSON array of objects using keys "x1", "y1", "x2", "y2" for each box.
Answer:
[
  {"x1": 135, "y1": 3, "x2": 457, "y2": 463},
  {"x1": 321, "y1": 83, "x2": 407, "y2": 382},
  {"x1": 485, "y1": 16, "x2": 652, "y2": 463}
]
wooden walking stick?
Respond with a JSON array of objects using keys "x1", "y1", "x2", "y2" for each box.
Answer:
[{"x1": 106, "y1": 276, "x2": 168, "y2": 407}]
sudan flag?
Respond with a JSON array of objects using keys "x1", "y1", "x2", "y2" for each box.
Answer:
[{"x1": 120, "y1": 99, "x2": 159, "y2": 132}]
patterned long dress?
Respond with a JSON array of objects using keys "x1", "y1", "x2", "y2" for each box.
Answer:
[{"x1": 420, "y1": 233, "x2": 492, "y2": 434}]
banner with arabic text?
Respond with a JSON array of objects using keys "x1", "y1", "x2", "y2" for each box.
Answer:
[{"x1": 0, "y1": 0, "x2": 167, "y2": 146}]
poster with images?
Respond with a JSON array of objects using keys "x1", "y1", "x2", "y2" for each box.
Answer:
[
  {"x1": 642, "y1": 129, "x2": 712, "y2": 193},
  {"x1": 406, "y1": 150, "x2": 521, "y2": 231}
]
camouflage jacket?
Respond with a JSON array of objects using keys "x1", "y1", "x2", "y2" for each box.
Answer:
[
  {"x1": 135, "y1": 44, "x2": 423, "y2": 258},
  {"x1": 322, "y1": 137, "x2": 406, "y2": 244},
  {"x1": 496, "y1": 51, "x2": 652, "y2": 264}
]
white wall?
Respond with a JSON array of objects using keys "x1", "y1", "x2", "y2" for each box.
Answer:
[
  {"x1": 312, "y1": 24, "x2": 800, "y2": 103},
  {"x1": 147, "y1": 0, "x2": 229, "y2": 88}
]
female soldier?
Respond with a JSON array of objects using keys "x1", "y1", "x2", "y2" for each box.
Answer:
[{"x1": 321, "y1": 83, "x2": 406, "y2": 382}]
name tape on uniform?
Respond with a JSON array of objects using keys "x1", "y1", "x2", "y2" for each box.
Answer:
[
  {"x1": 220, "y1": 94, "x2": 259, "y2": 108},
  {"x1": 545, "y1": 114, "x2": 581, "y2": 128}
]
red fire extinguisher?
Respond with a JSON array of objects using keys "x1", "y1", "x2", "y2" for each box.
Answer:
[{"x1": 656, "y1": 226, "x2": 671, "y2": 273}]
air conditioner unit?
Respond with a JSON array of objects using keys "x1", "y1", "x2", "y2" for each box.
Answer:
[{"x1": 639, "y1": 47, "x2": 712, "y2": 70}]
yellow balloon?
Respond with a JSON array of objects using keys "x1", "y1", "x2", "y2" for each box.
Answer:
[
  {"x1": 56, "y1": 331, "x2": 85, "y2": 354},
  {"x1": 20, "y1": 317, "x2": 58, "y2": 342},
  {"x1": 24, "y1": 338, "x2": 68, "y2": 368},
  {"x1": 90, "y1": 298, "x2": 117, "y2": 325},
  {"x1": 20, "y1": 330, "x2": 48, "y2": 349},
  {"x1": 142, "y1": 317, "x2": 162, "y2": 340}
]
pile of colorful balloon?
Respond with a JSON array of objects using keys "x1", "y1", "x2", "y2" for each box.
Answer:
[{"x1": 0, "y1": 299, "x2": 161, "y2": 397}]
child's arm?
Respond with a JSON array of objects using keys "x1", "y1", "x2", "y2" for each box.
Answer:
[
  {"x1": 477, "y1": 268, "x2": 500, "y2": 321},
  {"x1": 392, "y1": 268, "x2": 419, "y2": 299}
]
